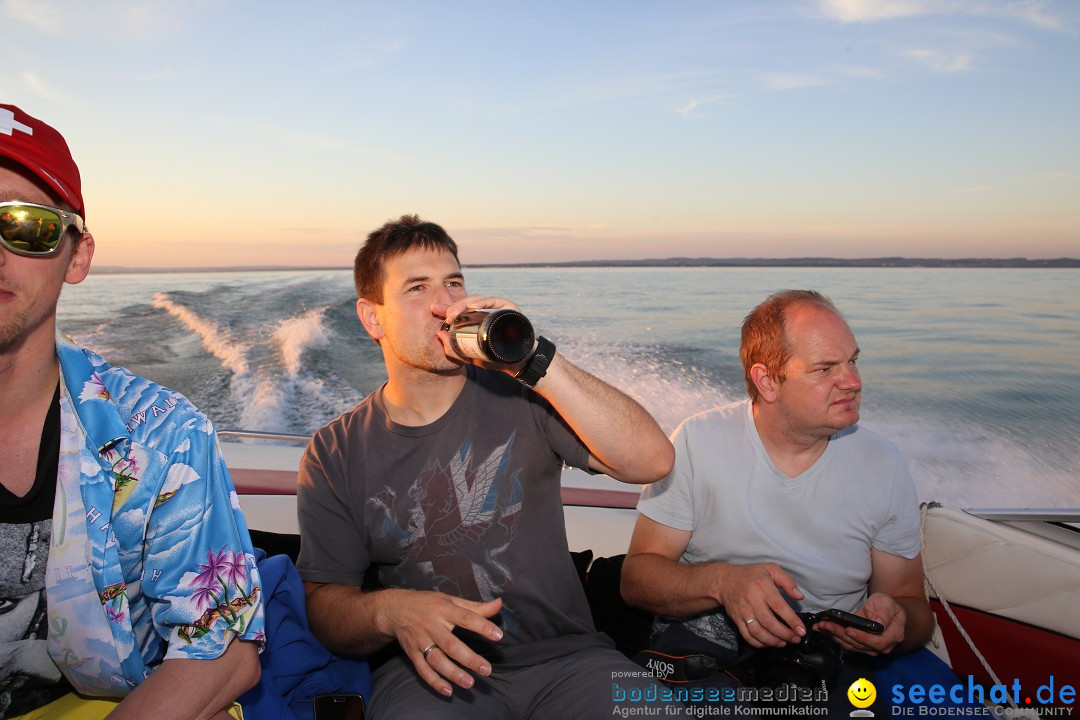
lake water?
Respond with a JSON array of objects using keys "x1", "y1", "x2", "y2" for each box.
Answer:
[{"x1": 56, "y1": 266, "x2": 1080, "y2": 509}]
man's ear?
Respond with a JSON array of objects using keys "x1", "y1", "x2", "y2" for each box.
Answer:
[
  {"x1": 356, "y1": 297, "x2": 384, "y2": 342},
  {"x1": 750, "y1": 363, "x2": 780, "y2": 403},
  {"x1": 64, "y1": 232, "x2": 94, "y2": 284}
]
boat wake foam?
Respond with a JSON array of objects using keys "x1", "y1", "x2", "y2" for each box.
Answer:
[{"x1": 150, "y1": 293, "x2": 361, "y2": 434}]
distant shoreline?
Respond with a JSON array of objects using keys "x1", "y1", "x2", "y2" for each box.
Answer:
[{"x1": 90, "y1": 257, "x2": 1080, "y2": 274}]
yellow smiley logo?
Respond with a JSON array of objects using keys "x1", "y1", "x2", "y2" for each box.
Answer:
[{"x1": 848, "y1": 677, "x2": 877, "y2": 709}]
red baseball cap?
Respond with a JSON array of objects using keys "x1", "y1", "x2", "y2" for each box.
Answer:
[{"x1": 0, "y1": 103, "x2": 85, "y2": 220}]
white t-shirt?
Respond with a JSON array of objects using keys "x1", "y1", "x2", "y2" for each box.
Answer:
[{"x1": 638, "y1": 400, "x2": 920, "y2": 648}]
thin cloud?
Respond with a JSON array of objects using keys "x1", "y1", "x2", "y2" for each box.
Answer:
[
  {"x1": 535, "y1": 68, "x2": 730, "y2": 115},
  {"x1": 819, "y1": 0, "x2": 933, "y2": 23},
  {"x1": 834, "y1": 64, "x2": 890, "y2": 80},
  {"x1": 123, "y1": 66, "x2": 178, "y2": 82},
  {"x1": 817, "y1": 0, "x2": 1066, "y2": 30},
  {"x1": 1, "y1": 0, "x2": 60, "y2": 32},
  {"x1": 21, "y1": 71, "x2": 79, "y2": 105},
  {"x1": 466, "y1": 225, "x2": 613, "y2": 242},
  {"x1": 319, "y1": 39, "x2": 406, "y2": 75},
  {"x1": 520, "y1": 227, "x2": 575, "y2": 238},
  {"x1": 1021, "y1": 170, "x2": 1070, "y2": 183},
  {"x1": 1007, "y1": 1, "x2": 1068, "y2": 31},
  {"x1": 903, "y1": 48, "x2": 974, "y2": 73},
  {"x1": 276, "y1": 227, "x2": 347, "y2": 234},
  {"x1": 252, "y1": 126, "x2": 406, "y2": 165},
  {"x1": 3, "y1": 0, "x2": 211, "y2": 40},
  {"x1": 675, "y1": 99, "x2": 701, "y2": 117},
  {"x1": 112, "y1": 1, "x2": 182, "y2": 35},
  {"x1": 672, "y1": 94, "x2": 732, "y2": 117},
  {"x1": 256, "y1": 128, "x2": 361, "y2": 153},
  {"x1": 762, "y1": 73, "x2": 828, "y2": 90}
]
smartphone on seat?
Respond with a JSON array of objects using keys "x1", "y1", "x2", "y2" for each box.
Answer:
[{"x1": 314, "y1": 693, "x2": 365, "y2": 720}]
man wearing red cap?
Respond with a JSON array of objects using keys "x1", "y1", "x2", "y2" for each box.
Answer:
[{"x1": 0, "y1": 105, "x2": 264, "y2": 719}]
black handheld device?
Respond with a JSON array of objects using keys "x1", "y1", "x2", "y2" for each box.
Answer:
[
  {"x1": 803, "y1": 608, "x2": 884, "y2": 634},
  {"x1": 314, "y1": 694, "x2": 365, "y2": 720}
]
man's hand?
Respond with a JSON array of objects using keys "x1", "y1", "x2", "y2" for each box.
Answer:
[
  {"x1": 813, "y1": 592, "x2": 905, "y2": 656},
  {"x1": 436, "y1": 295, "x2": 521, "y2": 329},
  {"x1": 433, "y1": 295, "x2": 529, "y2": 372},
  {"x1": 715, "y1": 563, "x2": 807, "y2": 648},
  {"x1": 387, "y1": 590, "x2": 505, "y2": 697}
]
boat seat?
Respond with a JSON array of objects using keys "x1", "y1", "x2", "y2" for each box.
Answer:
[
  {"x1": 922, "y1": 506, "x2": 1080, "y2": 701},
  {"x1": 923, "y1": 506, "x2": 1080, "y2": 640}
]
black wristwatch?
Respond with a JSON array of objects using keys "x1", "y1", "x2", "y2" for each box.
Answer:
[{"x1": 515, "y1": 336, "x2": 556, "y2": 389}]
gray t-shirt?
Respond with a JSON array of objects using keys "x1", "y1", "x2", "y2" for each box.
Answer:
[
  {"x1": 297, "y1": 365, "x2": 611, "y2": 666},
  {"x1": 638, "y1": 400, "x2": 921, "y2": 650},
  {"x1": 1, "y1": 520, "x2": 70, "y2": 718}
]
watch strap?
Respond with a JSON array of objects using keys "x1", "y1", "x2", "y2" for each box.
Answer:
[{"x1": 515, "y1": 336, "x2": 556, "y2": 389}]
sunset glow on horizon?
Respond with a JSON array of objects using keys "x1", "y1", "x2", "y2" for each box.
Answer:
[{"x1": 5, "y1": 0, "x2": 1078, "y2": 268}]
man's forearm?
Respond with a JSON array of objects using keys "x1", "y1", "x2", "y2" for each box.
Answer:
[
  {"x1": 107, "y1": 638, "x2": 259, "y2": 720},
  {"x1": 305, "y1": 582, "x2": 403, "y2": 656},
  {"x1": 621, "y1": 552, "x2": 724, "y2": 616},
  {"x1": 534, "y1": 354, "x2": 674, "y2": 483}
]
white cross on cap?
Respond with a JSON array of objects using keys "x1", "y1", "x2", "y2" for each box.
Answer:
[{"x1": 1, "y1": 108, "x2": 34, "y2": 136}]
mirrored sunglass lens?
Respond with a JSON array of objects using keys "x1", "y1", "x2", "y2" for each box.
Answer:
[{"x1": 0, "y1": 206, "x2": 65, "y2": 254}]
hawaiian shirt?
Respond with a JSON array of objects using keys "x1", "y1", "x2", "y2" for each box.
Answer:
[{"x1": 46, "y1": 331, "x2": 265, "y2": 696}]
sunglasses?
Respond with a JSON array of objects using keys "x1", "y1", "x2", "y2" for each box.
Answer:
[{"x1": 0, "y1": 201, "x2": 85, "y2": 257}]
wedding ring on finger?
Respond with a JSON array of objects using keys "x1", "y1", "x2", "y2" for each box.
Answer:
[
  {"x1": 422, "y1": 642, "x2": 438, "y2": 659},
  {"x1": 744, "y1": 618, "x2": 756, "y2": 626}
]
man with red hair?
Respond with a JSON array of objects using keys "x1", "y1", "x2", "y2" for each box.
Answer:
[{"x1": 622, "y1": 290, "x2": 932, "y2": 713}]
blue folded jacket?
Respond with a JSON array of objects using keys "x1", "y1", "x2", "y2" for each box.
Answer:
[{"x1": 239, "y1": 551, "x2": 372, "y2": 720}]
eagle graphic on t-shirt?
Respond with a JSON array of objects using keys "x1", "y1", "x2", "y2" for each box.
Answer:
[{"x1": 367, "y1": 435, "x2": 525, "y2": 600}]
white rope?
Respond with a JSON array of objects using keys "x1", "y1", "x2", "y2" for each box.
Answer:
[{"x1": 921, "y1": 503, "x2": 1020, "y2": 712}]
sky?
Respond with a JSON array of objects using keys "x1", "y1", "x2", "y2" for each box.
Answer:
[{"x1": 4, "y1": 0, "x2": 1079, "y2": 267}]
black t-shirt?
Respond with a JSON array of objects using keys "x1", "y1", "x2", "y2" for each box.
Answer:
[
  {"x1": 0, "y1": 383, "x2": 60, "y2": 521},
  {"x1": 297, "y1": 366, "x2": 612, "y2": 667},
  {"x1": 0, "y1": 383, "x2": 73, "y2": 717}
]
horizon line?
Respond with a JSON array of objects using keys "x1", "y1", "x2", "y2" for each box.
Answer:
[{"x1": 88, "y1": 256, "x2": 1080, "y2": 274}]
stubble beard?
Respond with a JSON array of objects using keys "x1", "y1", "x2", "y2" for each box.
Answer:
[
  {"x1": 0, "y1": 295, "x2": 57, "y2": 355},
  {"x1": 387, "y1": 334, "x2": 462, "y2": 376},
  {"x1": 777, "y1": 393, "x2": 861, "y2": 445},
  {"x1": 426, "y1": 354, "x2": 464, "y2": 375}
]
